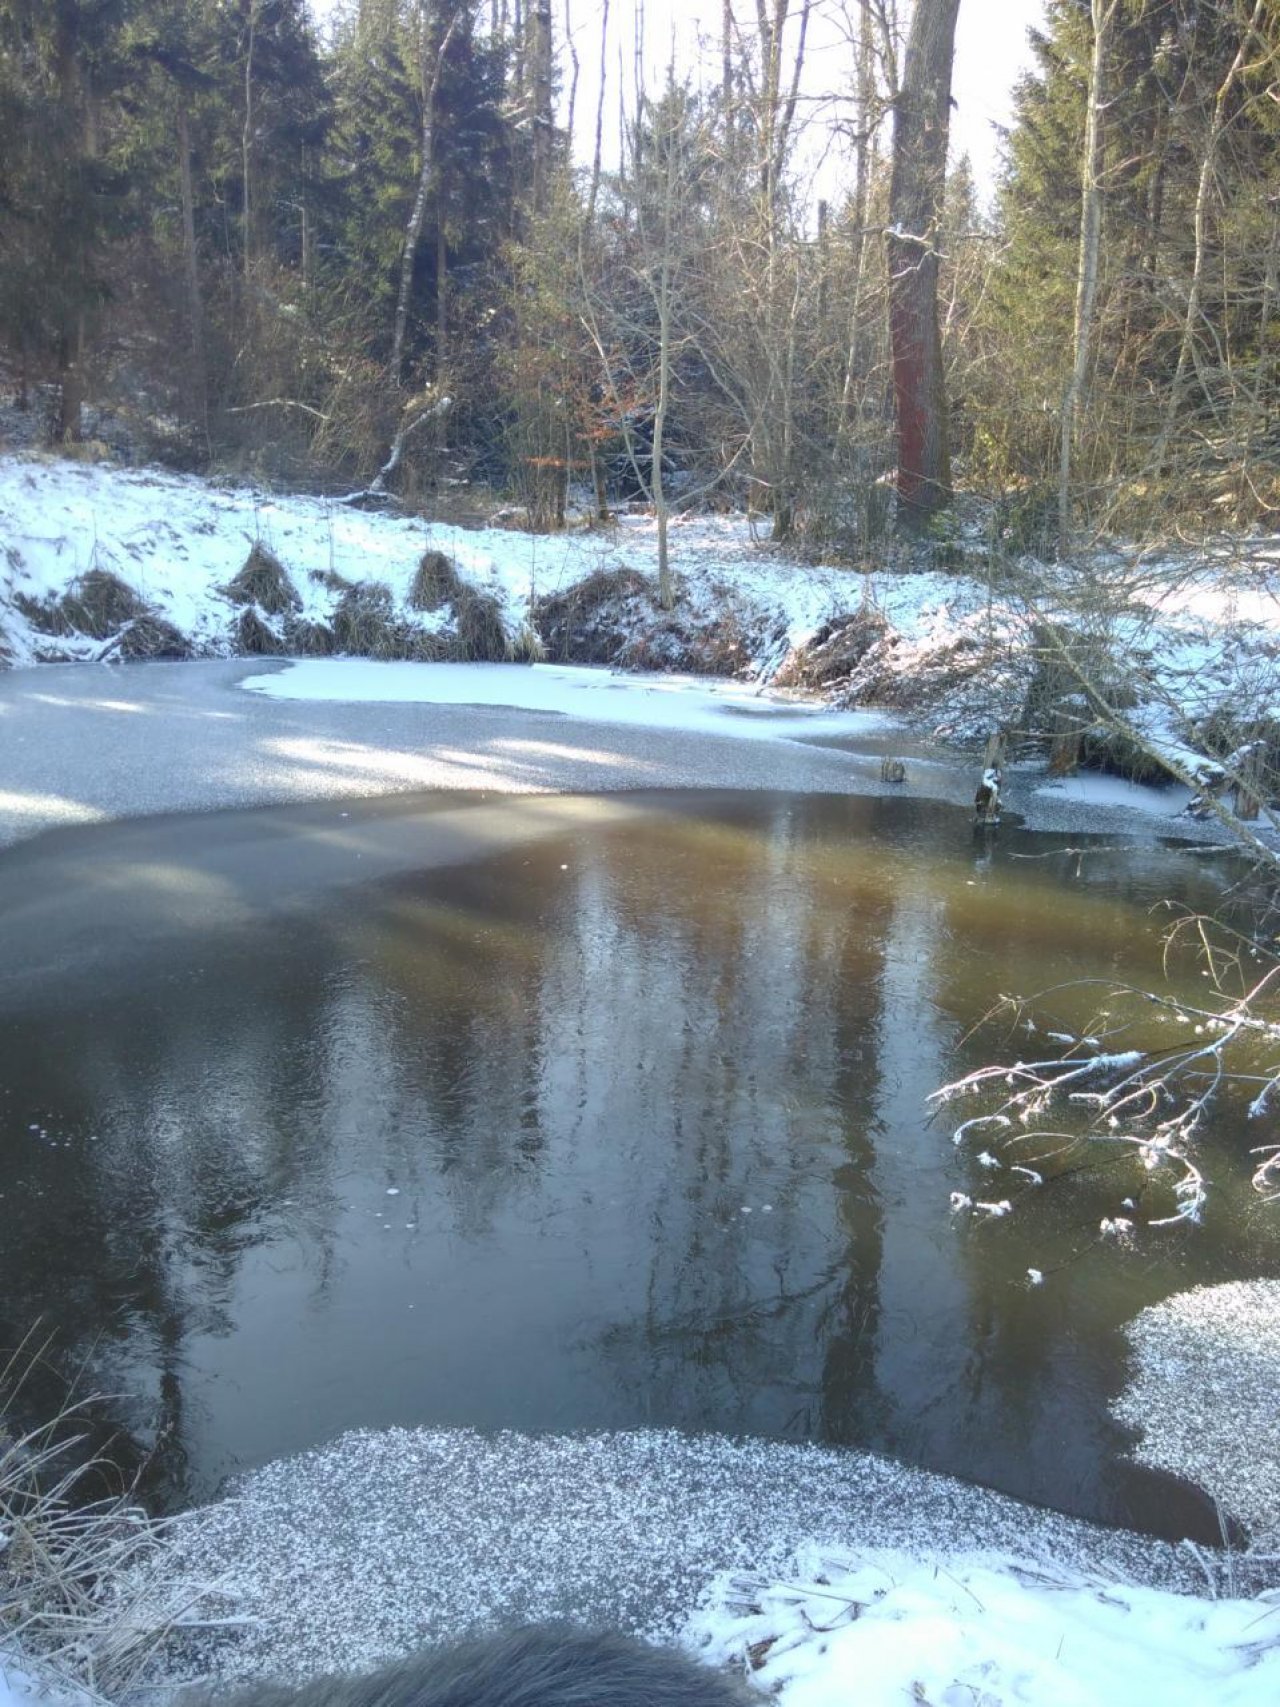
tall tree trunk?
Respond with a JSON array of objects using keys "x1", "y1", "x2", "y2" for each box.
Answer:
[
  {"x1": 652, "y1": 100, "x2": 679, "y2": 610},
  {"x1": 242, "y1": 0, "x2": 257, "y2": 281},
  {"x1": 178, "y1": 106, "x2": 208, "y2": 428},
  {"x1": 436, "y1": 218, "x2": 448, "y2": 377},
  {"x1": 886, "y1": 0, "x2": 960, "y2": 531},
  {"x1": 391, "y1": 6, "x2": 458, "y2": 388},
  {"x1": 1058, "y1": 0, "x2": 1118, "y2": 550},
  {"x1": 530, "y1": 0, "x2": 554, "y2": 214},
  {"x1": 836, "y1": 0, "x2": 877, "y2": 453},
  {"x1": 722, "y1": 0, "x2": 733, "y2": 123},
  {"x1": 564, "y1": 0, "x2": 579, "y2": 142},
  {"x1": 586, "y1": 0, "x2": 608, "y2": 221}
]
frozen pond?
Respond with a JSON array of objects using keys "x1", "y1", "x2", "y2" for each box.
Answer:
[{"x1": 0, "y1": 787, "x2": 1274, "y2": 1539}]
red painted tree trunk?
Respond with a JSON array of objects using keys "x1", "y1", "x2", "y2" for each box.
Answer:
[{"x1": 886, "y1": 0, "x2": 960, "y2": 531}]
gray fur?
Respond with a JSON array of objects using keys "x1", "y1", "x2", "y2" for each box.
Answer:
[{"x1": 198, "y1": 1627, "x2": 751, "y2": 1707}]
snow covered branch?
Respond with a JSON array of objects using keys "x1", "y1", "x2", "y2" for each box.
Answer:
[{"x1": 932, "y1": 947, "x2": 1280, "y2": 1233}]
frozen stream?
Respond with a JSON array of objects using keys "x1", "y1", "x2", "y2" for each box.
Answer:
[{"x1": 3, "y1": 658, "x2": 1280, "y2": 1700}]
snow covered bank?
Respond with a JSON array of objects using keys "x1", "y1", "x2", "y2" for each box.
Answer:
[
  {"x1": 1115, "y1": 1280, "x2": 1280, "y2": 1550},
  {"x1": 4, "y1": 454, "x2": 1280, "y2": 804},
  {"x1": 0, "y1": 456, "x2": 853, "y2": 673},
  {"x1": 693, "y1": 1544, "x2": 1280, "y2": 1707},
  {"x1": 7, "y1": 1415, "x2": 1280, "y2": 1707}
]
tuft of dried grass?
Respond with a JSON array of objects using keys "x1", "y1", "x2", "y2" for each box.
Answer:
[
  {"x1": 11, "y1": 574, "x2": 188, "y2": 659},
  {"x1": 283, "y1": 615, "x2": 337, "y2": 656},
  {"x1": 534, "y1": 568, "x2": 652, "y2": 664},
  {"x1": 61, "y1": 569, "x2": 149, "y2": 638},
  {"x1": 233, "y1": 607, "x2": 285, "y2": 656},
  {"x1": 308, "y1": 567, "x2": 352, "y2": 595},
  {"x1": 408, "y1": 549, "x2": 464, "y2": 612},
  {"x1": 0, "y1": 1330, "x2": 238, "y2": 1704},
  {"x1": 224, "y1": 544, "x2": 301, "y2": 617},
  {"x1": 452, "y1": 586, "x2": 509, "y2": 661},
  {"x1": 774, "y1": 608, "x2": 889, "y2": 691},
  {"x1": 330, "y1": 580, "x2": 395, "y2": 654},
  {"x1": 331, "y1": 581, "x2": 441, "y2": 661},
  {"x1": 116, "y1": 614, "x2": 190, "y2": 661}
]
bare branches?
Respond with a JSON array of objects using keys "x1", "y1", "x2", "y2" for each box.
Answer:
[{"x1": 931, "y1": 926, "x2": 1280, "y2": 1238}]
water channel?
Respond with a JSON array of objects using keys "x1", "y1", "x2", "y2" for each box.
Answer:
[{"x1": 1, "y1": 788, "x2": 1276, "y2": 1540}]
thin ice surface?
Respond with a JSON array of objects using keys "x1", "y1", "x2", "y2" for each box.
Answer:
[
  {"x1": 1114, "y1": 1280, "x2": 1280, "y2": 1547},
  {"x1": 147, "y1": 1427, "x2": 1216, "y2": 1690}
]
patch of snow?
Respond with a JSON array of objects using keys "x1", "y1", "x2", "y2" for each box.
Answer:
[
  {"x1": 1034, "y1": 772, "x2": 1194, "y2": 816},
  {"x1": 692, "y1": 1544, "x2": 1280, "y2": 1707},
  {"x1": 240, "y1": 659, "x2": 891, "y2": 744}
]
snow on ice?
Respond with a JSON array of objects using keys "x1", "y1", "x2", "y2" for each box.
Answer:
[
  {"x1": 241, "y1": 657, "x2": 889, "y2": 745},
  {"x1": 1114, "y1": 1279, "x2": 1280, "y2": 1549},
  {"x1": 118, "y1": 1426, "x2": 1272, "y2": 1704}
]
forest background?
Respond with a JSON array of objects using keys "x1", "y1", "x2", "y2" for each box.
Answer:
[{"x1": 3, "y1": 0, "x2": 1280, "y2": 572}]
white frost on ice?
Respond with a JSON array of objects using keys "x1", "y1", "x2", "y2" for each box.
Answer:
[
  {"x1": 1034, "y1": 772, "x2": 1193, "y2": 816},
  {"x1": 240, "y1": 658, "x2": 889, "y2": 745},
  {"x1": 1114, "y1": 1279, "x2": 1280, "y2": 1548},
  {"x1": 139, "y1": 1426, "x2": 1224, "y2": 1692}
]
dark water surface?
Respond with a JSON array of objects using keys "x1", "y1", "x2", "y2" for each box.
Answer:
[{"x1": 2, "y1": 790, "x2": 1276, "y2": 1537}]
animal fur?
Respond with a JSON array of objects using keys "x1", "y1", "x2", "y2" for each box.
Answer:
[{"x1": 190, "y1": 1626, "x2": 750, "y2": 1707}]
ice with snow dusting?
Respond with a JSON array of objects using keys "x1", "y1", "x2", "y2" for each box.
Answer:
[
  {"x1": 142, "y1": 1427, "x2": 1223, "y2": 1691},
  {"x1": 1034, "y1": 771, "x2": 1193, "y2": 816},
  {"x1": 241, "y1": 658, "x2": 890, "y2": 743},
  {"x1": 692, "y1": 1542, "x2": 1280, "y2": 1706},
  {"x1": 1114, "y1": 1279, "x2": 1280, "y2": 1548}
]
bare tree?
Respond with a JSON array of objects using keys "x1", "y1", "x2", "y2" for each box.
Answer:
[
  {"x1": 1150, "y1": 0, "x2": 1271, "y2": 480},
  {"x1": 391, "y1": 3, "x2": 462, "y2": 389},
  {"x1": 242, "y1": 0, "x2": 258, "y2": 283},
  {"x1": 886, "y1": 0, "x2": 960, "y2": 530},
  {"x1": 1058, "y1": 0, "x2": 1120, "y2": 550}
]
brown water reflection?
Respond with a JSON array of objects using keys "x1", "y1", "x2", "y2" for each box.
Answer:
[{"x1": 0, "y1": 791, "x2": 1274, "y2": 1537}]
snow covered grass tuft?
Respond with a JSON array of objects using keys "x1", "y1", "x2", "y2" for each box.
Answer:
[
  {"x1": 691, "y1": 1544, "x2": 1280, "y2": 1706},
  {"x1": 0, "y1": 1340, "x2": 236, "y2": 1704}
]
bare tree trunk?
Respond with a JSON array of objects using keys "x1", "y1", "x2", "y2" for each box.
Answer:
[
  {"x1": 54, "y1": 21, "x2": 91, "y2": 442},
  {"x1": 530, "y1": 0, "x2": 554, "y2": 214},
  {"x1": 652, "y1": 99, "x2": 680, "y2": 609},
  {"x1": 836, "y1": 0, "x2": 878, "y2": 453},
  {"x1": 886, "y1": 0, "x2": 960, "y2": 531},
  {"x1": 178, "y1": 106, "x2": 208, "y2": 428},
  {"x1": 1058, "y1": 0, "x2": 1119, "y2": 550},
  {"x1": 564, "y1": 0, "x2": 579, "y2": 142},
  {"x1": 586, "y1": 0, "x2": 609, "y2": 221},
  {"x1": 242, "y1": 0, "x2": 257, "y2": 281},
  {"x1": 391, "y1": 6, "x2": 459, "y2": 388},
  {"x1": 436, "y1": 219, "x2": 448, "y2": 377},
  {"x1": 1151, "y1": 0, "x2": 1267, "y2": 479},
  {"x1": 58, "y1": 322, "x2": 86, "y2": 444}
]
